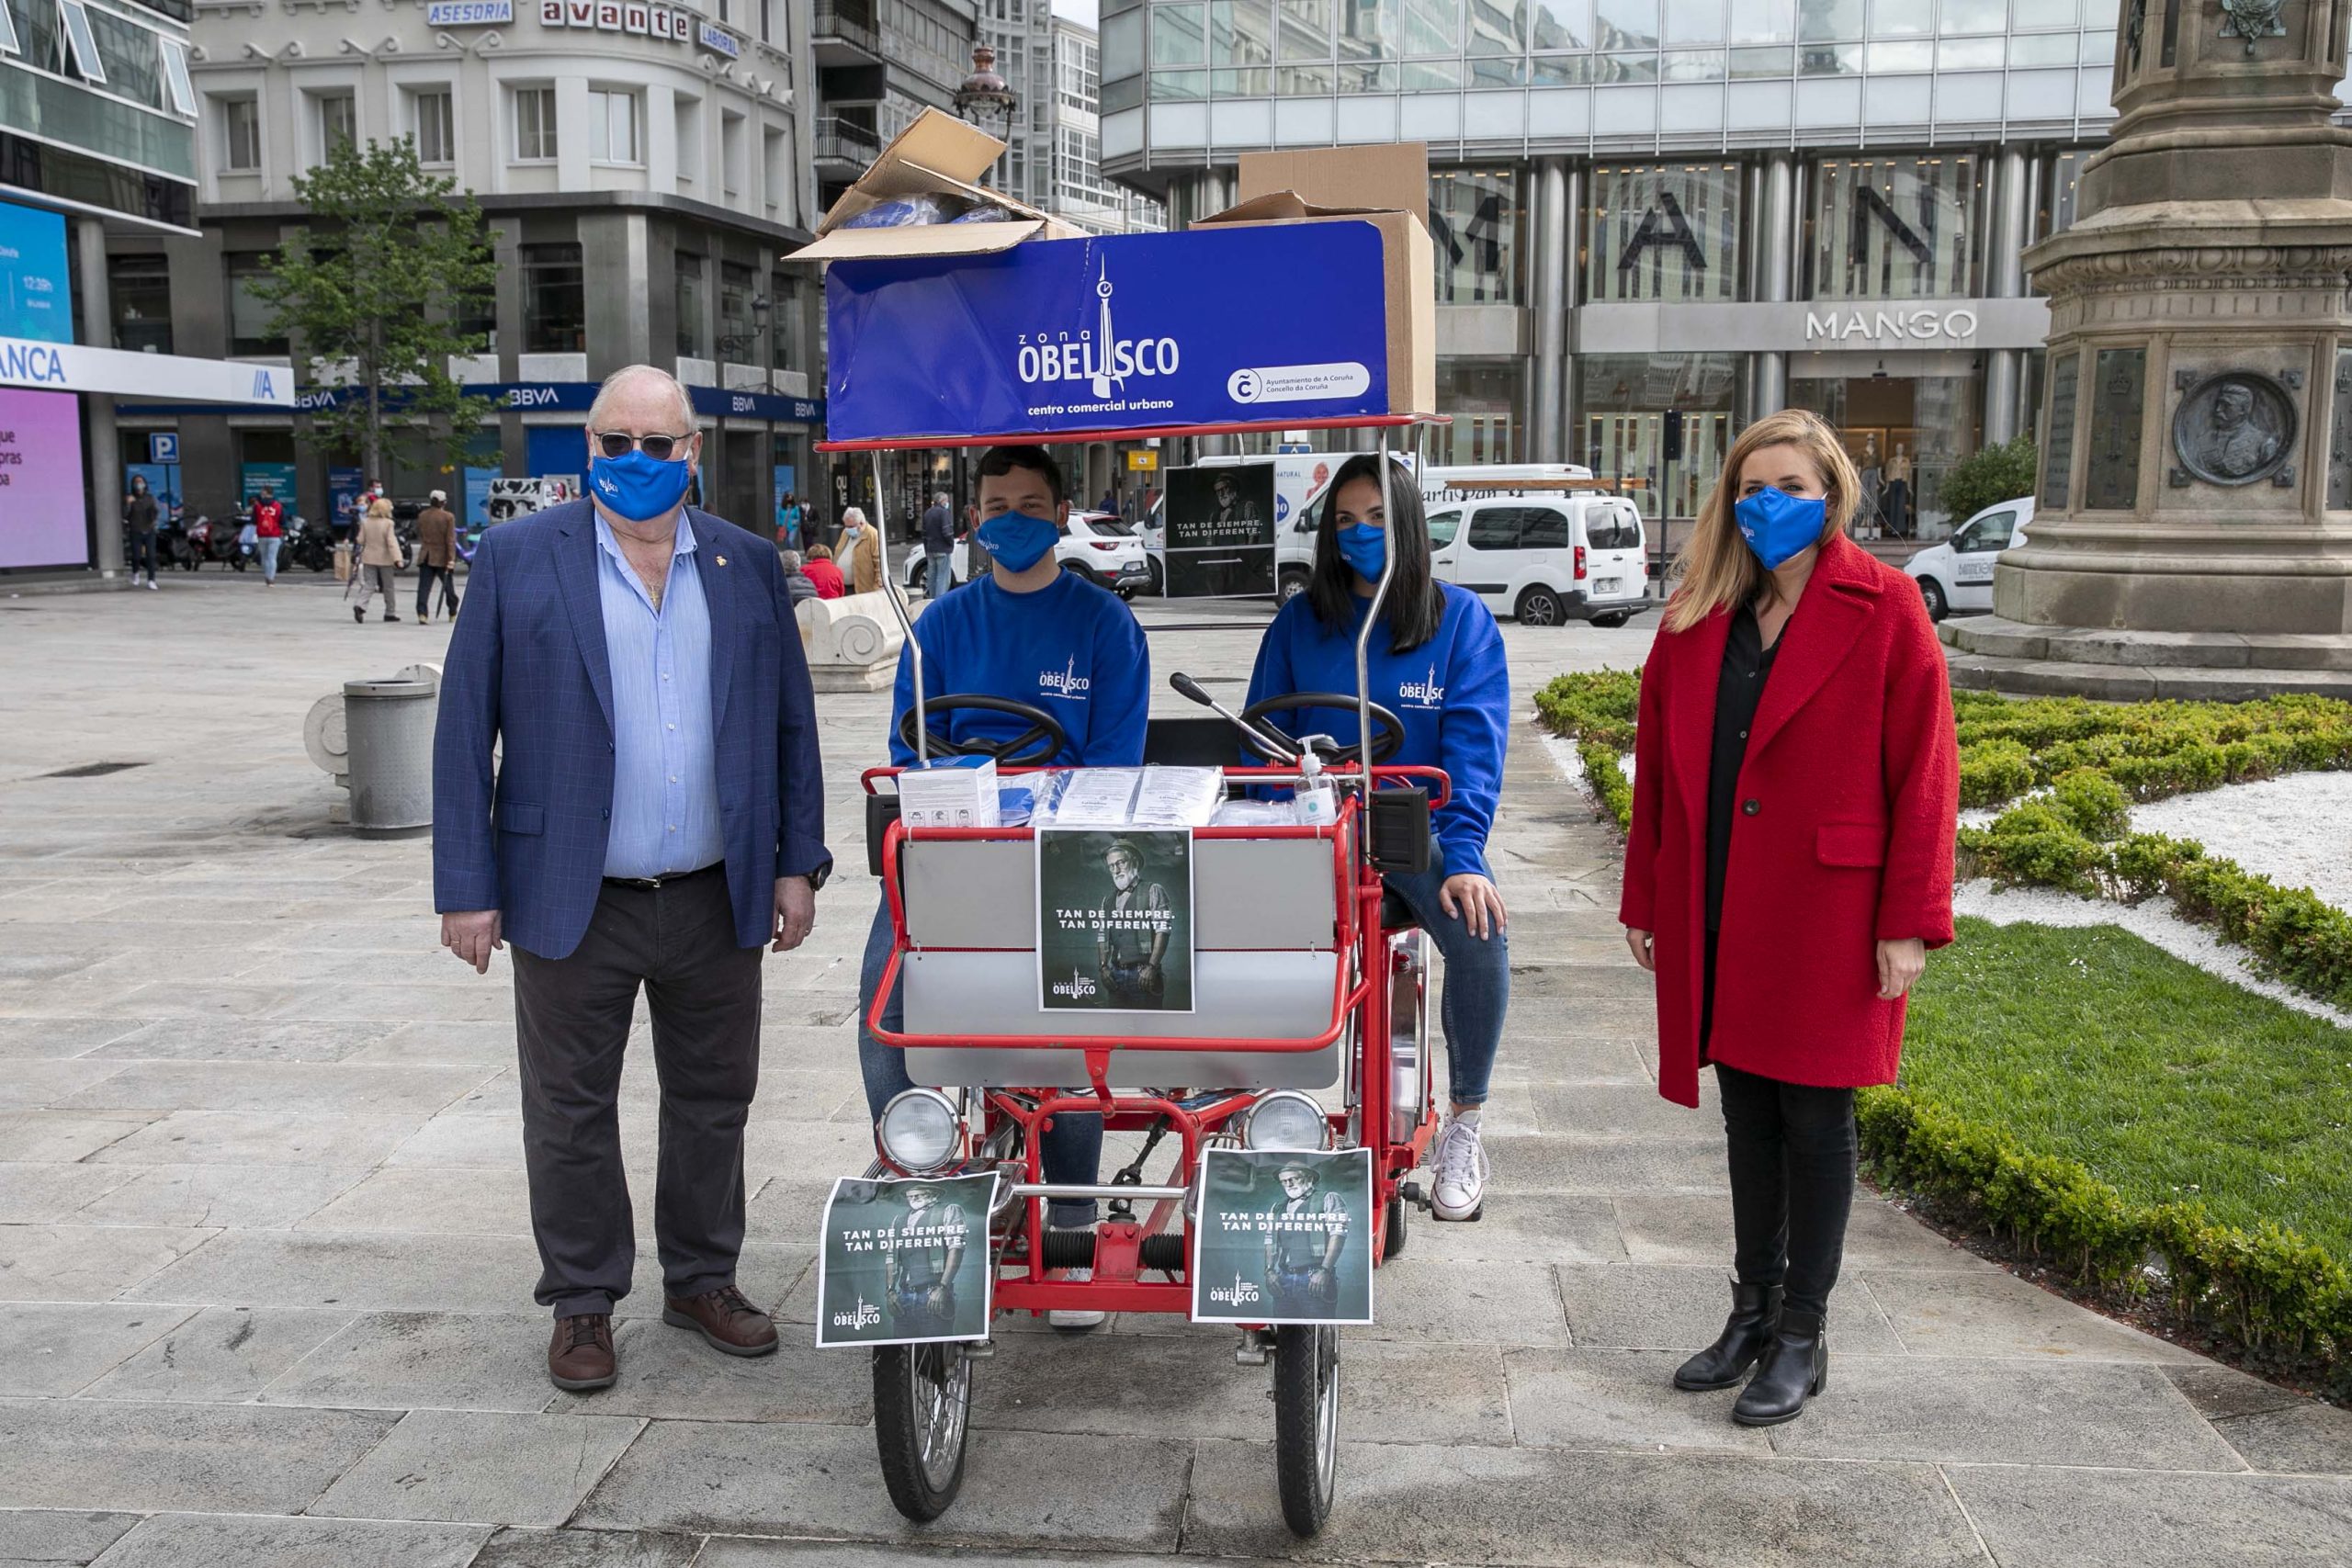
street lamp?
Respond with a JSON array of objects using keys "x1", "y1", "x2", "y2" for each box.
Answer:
[{"x1": 954, "y1": 43, "x2": 1017, "y2": 144}]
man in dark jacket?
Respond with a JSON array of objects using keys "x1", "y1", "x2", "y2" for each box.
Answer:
[
  {"x1": 779, "y1": 549, "x2": 819, "y2": 606},
  {"x1": 414, "y1": 490, "x2": 460, "y2": 622},
  {"x1": 920, "y1": 491, "x2": 956, "y2": 598},
  {"x1": 125, "y1": 476, "x2": 160, "y2": 589}
]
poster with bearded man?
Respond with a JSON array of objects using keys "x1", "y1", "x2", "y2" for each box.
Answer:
[{"x1": 1035, "y1": 828, "x2": 1194, "y2": 1013}]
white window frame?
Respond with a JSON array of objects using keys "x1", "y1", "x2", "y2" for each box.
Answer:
[
  {"x1": 57, "y1": 0, "x2": 107, "y2": 84},
  {"x1": 588, "y1": 87, "x2": 641, "y2": 165},
  {"x1": 0, "y1": 0, "x2": 24, "y2": 59},
  {"x1": 512, "y1": 85, "x2": 558, "y2": 163},
  {"x1": 158, "y1": 37, "x2": 196, "y2": 117},
  {"x1": 412, "y1": 86, "x2": 456, "y2": 165},
  {"x1": 218, "y1": 95, "x2": 262, "y2": 173}
]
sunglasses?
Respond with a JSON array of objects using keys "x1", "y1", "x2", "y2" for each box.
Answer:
[{"x1": 593, "y1": 431, "x2": 693, "y2": 461}]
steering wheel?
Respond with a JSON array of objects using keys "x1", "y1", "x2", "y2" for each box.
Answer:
[
  {"x1": 1238, "y1": 693, "x2": 1408, "y2": 766},
  {"x1": 896, "y1": 693, "x2": 1070, "y2": 767}
]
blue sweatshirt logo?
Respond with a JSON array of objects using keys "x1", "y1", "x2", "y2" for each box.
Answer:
[
  {"x1": 1398, "y1": 663, "x2": 1446, "y2": 710},
  {"x1": 1041, "y1": 657, "x2": 1091, "y2": 702}
]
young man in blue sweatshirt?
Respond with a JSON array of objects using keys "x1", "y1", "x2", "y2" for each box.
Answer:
[
  {"x1": 861, "y1": 444, "x2": 1148, "y2": 1328},
  {"x1": 1246, "y1": 452, "x2": 1511, "y2": 1221}
]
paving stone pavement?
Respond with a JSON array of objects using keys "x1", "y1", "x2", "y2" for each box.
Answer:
[{"x1": 1, "y1": 577, "x2": 2347, "y2": 1566}]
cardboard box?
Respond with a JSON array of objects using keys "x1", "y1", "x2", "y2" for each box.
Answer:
[
  {"x1": 897, "y1": 754, "x2": 1000, "y2": 830},
  {"x1": 795, "y1": 108, "x2": 1085, "y2": 265},
  {"x1": 804, "y1": 117, "x2": 1433, "y2": 443}
]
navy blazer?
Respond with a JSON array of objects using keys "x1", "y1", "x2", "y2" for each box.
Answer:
[{"x1": 431, "y1": 500, "x2": 830, "y2": 960}]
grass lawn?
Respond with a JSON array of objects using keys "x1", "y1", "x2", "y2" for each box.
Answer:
[{"x1": 1904, "y1": 916, "x2": 2352, "y2": 1258}]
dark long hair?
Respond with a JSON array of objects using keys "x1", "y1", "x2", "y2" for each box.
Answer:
[{"x1": 1307, "y1": 451, "x2": 1442, "y2": 653}]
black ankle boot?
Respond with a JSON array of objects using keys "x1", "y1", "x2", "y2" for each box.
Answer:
[
  {"x1": 1673, "y1": 1278, "x2": 1783, "y2": 1392},
  {"x1": 1733, "y1": 1305, "x2": 1826, "y2": 1426}
]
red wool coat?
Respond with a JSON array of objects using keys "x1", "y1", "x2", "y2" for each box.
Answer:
[{"x1": 1619, "y1": 533, "x2": 1959, "y2": 1108}]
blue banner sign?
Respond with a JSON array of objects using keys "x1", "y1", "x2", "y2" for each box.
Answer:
[
  {"x1": 824, "y1": 224, "x2": 1391, "y2": 443},
  {"x1": 427, "y1": 0, "x2": 513, "y2": 20},
  {"x1": 696, "y1": 20, "x2": 740, "y2": 55},
  {"x1": 0, "y1": 203, "x2": 73, "y2": 346}
]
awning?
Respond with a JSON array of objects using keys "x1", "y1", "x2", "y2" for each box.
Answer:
[{"x1": 0, "y1": 335, "x2": 298, "y2": 407}]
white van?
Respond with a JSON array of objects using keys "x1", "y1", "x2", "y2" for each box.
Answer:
[
  {"x1": 1425, "y1": 487, "x2": 1650, "y2": 626},
  {"x1": 1904, "y1": 496, "x2": 2035, "y2": 621}
]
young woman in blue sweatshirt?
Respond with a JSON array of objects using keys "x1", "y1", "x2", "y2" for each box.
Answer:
[{"x1": 1245, "y1": 451, "x2": 1511, "y2": 1221}]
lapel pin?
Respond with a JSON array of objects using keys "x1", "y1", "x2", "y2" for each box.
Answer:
[{"x1": 716, "y1": 555, "x2": 728, "y2": 567}]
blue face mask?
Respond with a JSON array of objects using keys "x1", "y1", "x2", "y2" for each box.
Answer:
[
  {"x1": 977, "y1": 510, "x2": 1059, "y2": 573},
  {"x1": 1734, "y1": 485, "x2": 1827, "y2": 570},
  {"x1": 589, "y1": 449, "x2": 694, "y2": 523},
  {"x1": 1334, "y1": 523, "x2": 1387, "y2": 582}
]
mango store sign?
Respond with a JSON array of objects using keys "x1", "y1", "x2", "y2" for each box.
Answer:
[{"x1": 1804, "y1": 307, "x2": 1981, "y2": 345}]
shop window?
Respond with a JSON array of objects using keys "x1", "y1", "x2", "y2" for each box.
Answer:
[
  {"x1": 1789, "y1": 368, "x2": 1983, "y2": 536},
  {"x1": 225, "y1": 253, "x2": 287, "y2": 356},
  {"x1": 109, "y1": 253, "x2": 173, "y2": 355},
  {"x1": 1578, "y1": 352, "x2": 1740, "y2": 521},
  {"x1": 675, "y1": 254, "x2": 708, "y2": 359},
  {"x1": 1807, "y1": 152, "x2": 1981, "y2": 300},
  {"x1": 520, "y1": 242, "x2": 584, "y2": 353},
  {"x1": 1587, "y1": 162, "x2": 1740, "y2": 304},
  {"x1": 1430, "y1": 168, "x2": 1521, "y2": 306}
]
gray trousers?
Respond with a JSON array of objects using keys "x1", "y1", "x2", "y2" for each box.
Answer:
[{"x1": 509, "y1": 865, "x2": 764, "y2": 1317}]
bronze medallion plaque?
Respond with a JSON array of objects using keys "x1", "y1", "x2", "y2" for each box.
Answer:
[
  {"x1": 2172, "y1": 370, "x2": 2297, "y2": 488},
  {"x1": 2085, "y1": 348, "x2": 2146, "y2": 512},
  {"x1": 2040, "y1": 350, "x2": 2080, "y2": 512}
]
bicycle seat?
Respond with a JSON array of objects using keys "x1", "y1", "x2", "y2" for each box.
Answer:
[{"x1": 1378, "y1": 888, "x2": 1419, "y2": 931}]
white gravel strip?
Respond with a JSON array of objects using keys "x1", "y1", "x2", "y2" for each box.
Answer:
[
  {"x1": 2129, "y1": 771, "x2": 2352, "y2": 918},
  {"x1": 1954, "y1": 879, "x2": 2352, "y2": 1031},
  {"x1": 1539, "y1": 728, "x2": 1588, "y2": 795}
]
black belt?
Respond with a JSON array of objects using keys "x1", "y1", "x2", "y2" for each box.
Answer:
[{"x1": 603, "y1": 861, "x2": 725, "y2": 892}]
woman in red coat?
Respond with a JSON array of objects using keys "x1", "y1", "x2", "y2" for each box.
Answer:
[{"x1": 1621, "y1": 408, "x2": 1957, "y2": 1427}]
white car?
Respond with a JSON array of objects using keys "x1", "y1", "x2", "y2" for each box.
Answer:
[
  {"x1": 1905, "y1": 496, "x2": 2034, "y2": 622},
  {"x1": 904, "y1": 510, "x2": 1154, "y2": 599},
  {"x1": 1427, "y1": 491, "x2": 1649, "y2": 626}
]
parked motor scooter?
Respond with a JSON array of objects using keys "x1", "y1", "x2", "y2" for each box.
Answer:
[{"x1": 285, "y1": 514, "x2": 334, "y2": 574}]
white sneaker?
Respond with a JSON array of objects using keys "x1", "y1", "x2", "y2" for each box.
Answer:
[
  {"x1": 145, "y1": 579, "x2": 160, "y2": 591},
  {"x1": 1430, "y1": 1115, "x2": 1488, "y2": 1221},
  {"x1": 1047, "y1": 1267, "x2": 1107, "y2": 1331}
]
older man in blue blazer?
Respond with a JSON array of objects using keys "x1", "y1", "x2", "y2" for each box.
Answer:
[{"x1": 433, "y1": 364, "x2": 831, "y2": 1393}]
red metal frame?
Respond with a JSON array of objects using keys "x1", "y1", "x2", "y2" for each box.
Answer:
[
  {"x1": 817, "y1": 412, "x2": 1447, "y2": 454},
  {"x1": 861, "y1": 761, "x2": 1448, "y2": 1318}
]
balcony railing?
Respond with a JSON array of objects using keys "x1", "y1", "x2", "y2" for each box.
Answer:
[
  {"x1": 811, "y1": 1, "x2": 880, "y2": 54},
  {"x1": 814, "y1": 117, "x2": 882, "y2": 166}
]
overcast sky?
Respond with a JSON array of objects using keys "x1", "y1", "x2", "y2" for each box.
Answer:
[{"x1": 1054, "y1": 0, "x2": 1100, "y2": 28}]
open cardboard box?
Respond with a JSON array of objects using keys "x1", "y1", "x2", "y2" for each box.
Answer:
[{"x1": 794, "y1": 108, "x2": 1085, "y2": 264}]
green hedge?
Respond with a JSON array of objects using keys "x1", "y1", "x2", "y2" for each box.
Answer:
[{"x1": 1860, "y1": 1088, "x2": 2352, "y2": 1399}]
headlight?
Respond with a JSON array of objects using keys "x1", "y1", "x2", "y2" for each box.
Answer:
[
  {"x1": 1242, "y1": 1089, "x2": 1330, "y2": 1152},
  {"x1": 876, "y1": 1088, "x2": 962, "y2": 1174}
]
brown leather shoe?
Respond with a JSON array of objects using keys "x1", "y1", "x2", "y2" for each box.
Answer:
[
  {"x1": 662, "y1": 1284, "x2": 778, "y2": 1357},
  {"x1": 548, "y1": 1313, "x2": 616, "y2": 1391}
]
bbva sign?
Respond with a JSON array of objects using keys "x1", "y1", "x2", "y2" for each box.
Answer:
[{"x1": 1805, "y1": 307, "x2": 1981, "y2": 344}]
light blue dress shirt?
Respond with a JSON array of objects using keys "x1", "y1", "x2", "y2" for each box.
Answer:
[{"x1": 595, "y1": 514, "x2": 724, "y2": 879}]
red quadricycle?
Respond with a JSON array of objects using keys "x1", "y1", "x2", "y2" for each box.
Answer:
[{"x1": 822, "y1": 412, "x2": 1452, "y2": 1538}]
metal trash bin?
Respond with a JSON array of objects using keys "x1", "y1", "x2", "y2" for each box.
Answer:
[{"x1": 342, "y1": 675, "x2": 436, "y2": 837}]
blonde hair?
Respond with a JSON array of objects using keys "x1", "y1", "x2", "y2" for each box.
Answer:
[
  {"x1": 366, "y1": 497, "x2": 394, "y2": 520},
  {"x1": 1663, "y1": 408, "x2": 1860, "y2": 635}
]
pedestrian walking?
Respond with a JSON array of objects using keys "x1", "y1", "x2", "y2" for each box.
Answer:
[
  {"x1": 1620, "y1": 408, "x2": 1959, "y2": 1427},
  {"x1": 920, "y1": 490, "x2": 955, "y2": 597},
  {"x1": 803, "y1": 544, "x2": 845, "y2": 599},
  {"x1": 352, "y1": 496, "x2": 404, "y2": 623},
  {"x1": 124, "y1": 475, "x2": 161, "y2": 590},
  {"x1": 838, "y1": 506, "x2": 882, "y2": 595},
  {"x1": 779, "y1": 548, "x2": 819, "y2": 606},
  {"x1": 777, "y1": 491, "x2": 804, "y2": 551},
  {"x1": 251, "y1": 487, "x2": 286, "y2": 584},
  {"x1": 414, "y1": 490, "x2": 461, "y2": 623},
  {"x1": 432, "y1": 364, "x2": 831, "y2": 1393}
]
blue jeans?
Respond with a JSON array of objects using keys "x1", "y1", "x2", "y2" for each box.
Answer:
[
  {"x1": 1383, "y1": 846, "x2": 1509, "y2": 1106},
  {"x1": 257, "y1": 536, "x2": 281, "y2": 582},
  {"x1": 860, "y1": 903, "x2": 1102, "y2": 1227}
]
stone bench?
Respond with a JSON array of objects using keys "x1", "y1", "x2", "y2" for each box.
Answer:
[{"x1": 797, "y1": 588, "x2": 905, "y2": 693}]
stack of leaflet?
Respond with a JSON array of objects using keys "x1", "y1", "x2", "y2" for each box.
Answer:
[{"x1": 1034, "y1": 766, "x2": 1226, "y2": 828}]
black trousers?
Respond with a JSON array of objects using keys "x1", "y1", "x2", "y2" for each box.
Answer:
[
  {"x1": 1704, "y1": 931, "x2": 1859, "y2": 1320},
  {"x1": 129, "y1": 533, "x2": 157, "y2": 580},
  {"x1": 509, "y1": 865, "x2": 764, "y2": 1317},
  {"x1": 414, "y1": 564, "x2": 458, "y2": 616}
]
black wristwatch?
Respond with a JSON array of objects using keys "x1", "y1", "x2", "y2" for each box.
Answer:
[{"x1": 799, "y1": 861, "x2": 833, "y2": 893}]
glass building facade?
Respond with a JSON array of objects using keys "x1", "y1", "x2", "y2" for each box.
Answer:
[{"x1": 1094, "y1": 0, "x2": 2227, "y2": 533}]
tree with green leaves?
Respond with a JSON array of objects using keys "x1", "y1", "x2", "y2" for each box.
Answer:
[
  {"x1": 256, "y1": 136, "x2": 501, "y2": 487},
  {"x1": 1939, "y1": 435, "x2": 2040, "y2": 526}
]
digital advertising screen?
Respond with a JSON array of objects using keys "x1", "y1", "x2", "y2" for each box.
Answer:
[
  {"x1": 0, "y1": 389, "x2": 89, "y2": 570},
  {"x1": 0, "y1": 202, "x2": 74, "y2": 345}
]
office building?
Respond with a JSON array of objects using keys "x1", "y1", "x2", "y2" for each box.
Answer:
[
  {"x1": 97, "y1": 0, "x2": 822, "y2": 536},
  {"x1": 1100, "y1": 0, "x2": 2154, "y2": 533},
  {"x1": 985, "y1": 0, "x2": 1167, "y2": 234}
]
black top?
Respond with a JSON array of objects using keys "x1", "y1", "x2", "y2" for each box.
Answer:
[
  {"x1": 921, "y1": 504, "x2": 955, "y2": 553},
  {"x1": 125, "y1": 493, "x2": 158, "y2": 534},
  {"x1": 1705, "y1": 602, "x2": 1781, "y2": 932}
]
